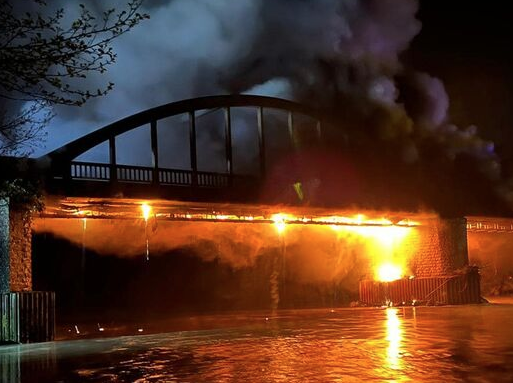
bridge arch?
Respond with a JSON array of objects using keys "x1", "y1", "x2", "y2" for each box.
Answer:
[{"x1": 41, "y1": 94, "x2": 328, "y2": 201}]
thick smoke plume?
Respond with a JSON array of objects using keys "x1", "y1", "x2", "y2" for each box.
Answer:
[{"x1": 29, "y1": 0, "x2": 509, "y2": 215}]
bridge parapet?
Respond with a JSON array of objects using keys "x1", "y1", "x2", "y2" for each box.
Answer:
[{"x1": 466, "y1": 217, "x2": 513, "y2": 233}]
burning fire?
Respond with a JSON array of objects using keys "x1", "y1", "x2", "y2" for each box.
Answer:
[
  {"x1": 268, "y1": 213, "x2": 416, "y2": 281},
  {"x1": 50, "y1": 200, "x2": 421, "y2": 282},
  {"x1": 377, "y1": 263, "x2": 403, "y2": 282},
  {"x1": 329, "y1": 220, "x2": 414, "y2": 282},
  {"x1": 271, "y1": 213, "x2": 293, "y2": 234}
]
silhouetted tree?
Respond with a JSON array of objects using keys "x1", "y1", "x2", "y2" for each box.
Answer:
[{"x1": 0, "y1": 0, "x2": 149, "y2": 154}]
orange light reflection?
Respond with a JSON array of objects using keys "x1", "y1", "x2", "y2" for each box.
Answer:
[{"x1": 385, "y1": 308, "x2": 403, "y2": 370}]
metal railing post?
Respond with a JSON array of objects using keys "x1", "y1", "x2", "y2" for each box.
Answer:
[
  {"x1": 189, "y1": 111, "x2": 198, "y2": 187},
  {"x1": 224, "y1": 107, "x2": 233, "y2": 186},
  {"x1": 150, "y1": 120, "x2": 159, "y2": 186},
  {"x1": 257, "y1": 107, "x2": 266, "y2": 179},
  {"x1": 109, "y1": 136, "x2": 117, "y2": 183}
]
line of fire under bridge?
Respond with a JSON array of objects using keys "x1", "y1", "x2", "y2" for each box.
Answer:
[
  {"x1": 39, "y1": 198, "x2": 513, "y2": 233},
  {"x1": 40, "y1": 197, "x2": 431, "y2": 228}
]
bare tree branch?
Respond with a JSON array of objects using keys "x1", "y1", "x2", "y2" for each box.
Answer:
[{"x1": 0, "y1": 0, "x2": 149, "y2": 154}]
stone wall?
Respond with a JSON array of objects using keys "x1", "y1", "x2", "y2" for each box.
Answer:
[
  {"x1": 9, "y1": 209, "x2": 32, "y2": 291},
  {"x1": 0, "y1": 199, "x2": 32, "y2": 293},
  {"x1": 411, "y1": 218, "x2": 468, "y2": 277},
  {"x1": 0, "y1": 199, "x2": 9, "y2": 293}
]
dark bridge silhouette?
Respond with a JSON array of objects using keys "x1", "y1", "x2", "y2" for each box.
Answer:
[{"x1": 40, "y1": 94, "x2": 326, "y2": 202}]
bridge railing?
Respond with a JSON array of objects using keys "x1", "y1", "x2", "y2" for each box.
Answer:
[
  {"x1": 71, "y1": 161, "x2": 111, "y2": 181},
  {"x1": 466, "y1": 218, "x2": 513, "y2": 233},
  {"x1": 69, "y1": 160, "x2": 232, "y2": 188}
]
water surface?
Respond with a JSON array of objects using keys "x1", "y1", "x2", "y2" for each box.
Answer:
[{"x1": 1, "y1": 305, "x2": 513, "y2": 382}]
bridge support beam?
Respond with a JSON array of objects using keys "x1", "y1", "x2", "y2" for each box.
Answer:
[{"x1": 1, "y1": 198, "x2": 55, "y2": 344}]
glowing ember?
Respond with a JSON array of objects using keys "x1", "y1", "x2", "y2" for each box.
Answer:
[
  {"x1": 141, "y1": 203, "x2": 152, "y2": 221},
  {"x1": 377, "y1": 263, "x2": 403, "y2": 282}
]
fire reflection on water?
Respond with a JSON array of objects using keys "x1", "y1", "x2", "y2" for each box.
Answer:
[
  {"x1": 4, "y1": 306, "x2": 512, "y2": 382},
  {"x1": 385, "y1": 308, "x2": 403, "y2": 371}
]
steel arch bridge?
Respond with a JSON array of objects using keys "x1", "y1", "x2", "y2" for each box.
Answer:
[{"x1": 39, "y1": 94, "x2": 327, "y2": 203}]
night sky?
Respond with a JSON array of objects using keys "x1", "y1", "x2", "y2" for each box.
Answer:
[
  {"x1": 405, "y1": 0, "x2": 513, "y2": 214},
  {"x1": 410, "y1": 0, "x2": 513, "y2": 163}
]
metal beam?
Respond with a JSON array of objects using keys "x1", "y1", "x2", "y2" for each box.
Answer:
[
  {"x1": 109, "y1": 137, "x2": 117, "y2": 183},
  {"x1": 189, "y1": 111, "x2": 198, "y2": 186},
  {"x1": 224, "y1": 107, "x2": 233, "y2": 179},
  {"x1": 150, "y1": 120, "x2": 159, "y2": 185},
  {"x1": 42, "y1": 95, "x2": 325, "y2": 164},
  {"x1": 288, "y1": 111, "x2": 294, "y2": 148},
  {"x1": 257, "y1": 107, "x2": 266, "y2": 178}
]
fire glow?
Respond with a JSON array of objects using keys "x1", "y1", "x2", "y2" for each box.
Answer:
[
  {"x1": 44, "y1": 200, "x2": 423, "y2": 283},
  {"x1": 330, "y1": 222, "x2": 415, "y2": 282},
  {"x1": 377, "y1": 263, "x2": 403, "y2": 283},
  {"x1": 141, "y1": 203, "x2": 152, "y2": 221}
]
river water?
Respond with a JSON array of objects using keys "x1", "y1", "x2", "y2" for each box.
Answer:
[{"x1": 1, "y1": 304, "x2": 513, "y2": 382}]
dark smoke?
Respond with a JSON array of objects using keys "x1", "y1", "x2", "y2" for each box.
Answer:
[{"x1": 25, "y1": 0, "x2": 510, "y2": 214}]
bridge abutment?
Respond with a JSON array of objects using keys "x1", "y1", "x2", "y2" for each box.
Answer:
[{"x1": 1, "y1": 198, "x2": 55, "y2": 344}]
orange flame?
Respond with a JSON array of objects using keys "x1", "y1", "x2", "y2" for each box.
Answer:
[
  {"x1": 271, "y1": 213, "x2": 290, "y2": 234},
  {"x1": 57, "y1": 200, "x2": 421, "y2": 282},
  {"x1": 377, "y1": 263, "x2": 403, "y2": 282}
]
